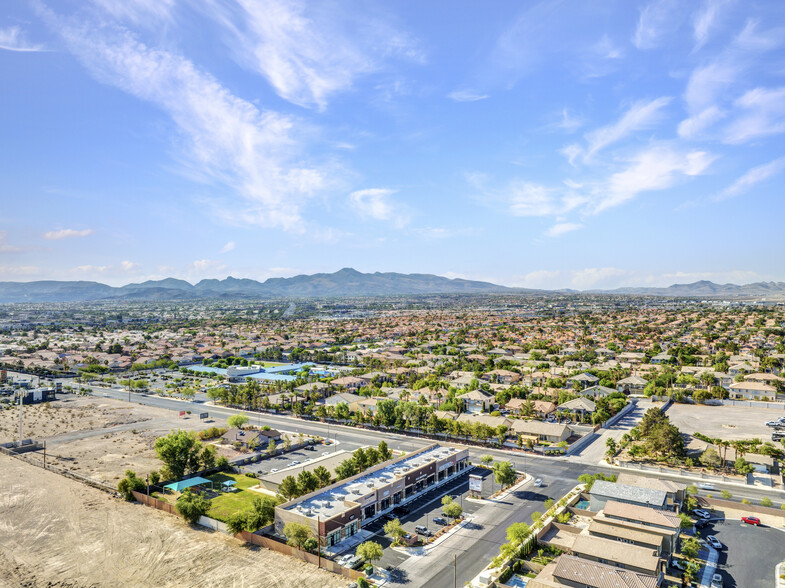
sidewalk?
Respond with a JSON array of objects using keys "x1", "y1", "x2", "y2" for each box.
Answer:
[
  {"x1": 603, "y1": 460, "x2": 785, "y2": 495},
  {"x1": 390, "y1": 514, "x2": 475, "y2": 557},
  {"x1": 465, "y1": 473, "x2": 532, "y2": 504},
  {"x1": 698, "y1": 546, "x2": 718, "y2": 588}
]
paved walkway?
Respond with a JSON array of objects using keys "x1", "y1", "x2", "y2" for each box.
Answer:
[{"x1": 698, "y1": 546, "x2": 718, "y2": 588}]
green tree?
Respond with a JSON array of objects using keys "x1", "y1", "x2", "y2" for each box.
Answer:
[
  {"x1": 721, "y1": 489, "x2": 732, "y2": 500},
  {"x1": 506, "y1": 522, "x2": 531, "y2": 544},
  {"x1": 227, "y1": 414, "x2": 249, "y2": 429},
  {"x1": 278, "y1": 475, "x2": 300, "y2": 500},
  {"x1": 679, "y1": 513, "x2": 693, "y2": 529},
  {"x1": 297, "y1": 470, "x2": 319, "y2": 494},
  {"x1": 734, "y1": 456, "x2": 755, "y2": 475},
  {"x1": 154, "y1": 430, "x2": 204, "y2": 480},
  {"x1": 283, "y1": 522, "x2": 313, "y2": 549},
  {"x1": 383, "y1": 518, "x2": 407, "y2": 542},
  {"x1": 492, "y1": 461, "x2": 517, "y2": 488},
  {"x1": 700, "y1": 447, "x2": 721, "y2": 469},
  {"x1": 117, "y1": 470, "x2": 145, "y2": 501},
  {"x1": 356, "y1": 541, "x2": 384, "y2": 571},
  {"x1": 313, "y1": 465, "x2": 332, "y2": 487},
  {"x1": 761, "y1": 496, "x2": 773, "y2": 507},
  {"x1": 480, "y1": 454, "x2": 494, "y2": 467},
  {"x1": 267, "y1": 439, "x2": 277, "y2": 455},
  {"x1": 200, "y1": 444, "x2": 217, "y2": 470},
  {"x1": 605, "y1": 437, "x2": 617, "y2": 457},
  {"x1": 226, "y1": 511, "x2": 250, "y2": 535},
  {"x1": 149, "y1": 470, "x2": 161, "y2": 485},
  {"x1": 443, "y1": 500, "x2": 463, "y2": 519},
  {"x1": 377, "y1": 440, "x2": 392, "y2": 461},
  {"x1": 176, "y1": 489, "x2": 211, "y2": 524},
  {"x1": 680, "y1": 535, "x2": 701, "y2": 560}
]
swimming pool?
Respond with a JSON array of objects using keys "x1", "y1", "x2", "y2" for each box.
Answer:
[
  {"x1": 505, "y1": 575, "x2": 529, "y2": 588},
  {"x1": 574, "y1": 499, "x2": 590, "y2": 509}
]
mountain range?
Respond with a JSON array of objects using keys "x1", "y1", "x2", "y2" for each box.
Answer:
[{"x1": 0, "y1": 270, "x2": 783, "y2": 303}]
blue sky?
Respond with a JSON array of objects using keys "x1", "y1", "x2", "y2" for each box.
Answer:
[{"x1": 1, "y1": 0, "x2": 784, "y2": 290}]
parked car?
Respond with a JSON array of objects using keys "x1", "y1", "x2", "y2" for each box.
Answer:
[
  {"x1": 304, "y1": 445, "x2": 317, "y2": 451},
  {"x1": 393, "y1": 505, "x2": 410, "y2": 515},
  {"x1": 671, "y1": 559, "x2": 688, "y2": 571},
  {"x1": 766, "y1": 420, "x2": 782, "y2": 427},
  {"x1": 706, "y1": 536, "x2": 722, "y2": 549},
  {"x1": 337, "y1": 554, "x2": 357, "y2": 567},
  {"x1": 693, "y1": 509, "x2": 712, "y2": 519},
  {"x1": 741, "y1": 516, "x2": 761, "y2": 525},
  {"x1": 382, "y1": 513, "x2": 396, "y2": 522},
  {"x1": 432, "y1": 517, "x2": 447, "y2": 525},
  {"x1": 414, "y1": 525, "x2": 432, "y2": 537},
  {"x1": 695, "y1": 518, "x2": 709, "y2": 529},
  {"x1": 270, "y1": 468, "x2": 279, "y2": 473},
  {"x1": 288, "y1": 461, "x2": 300, "y2": 466},
  {"x1": 534, "y1": 478, "x2": 543, "y2": 487},
  {"x1": 710, "y1": 573, "x2": 723, "y2": 587}
]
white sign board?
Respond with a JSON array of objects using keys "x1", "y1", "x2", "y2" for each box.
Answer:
[{"x1": 469, "y1": 474, "x2": 483, "y2": 492}]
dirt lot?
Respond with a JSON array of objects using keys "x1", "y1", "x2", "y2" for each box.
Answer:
[
  {"x1": 666, "y1": 403, "x2": 785, "y2": 441},
  {"x1": 0, "y1": 455, "x2": 346, "y2": 588},
  {"x1": 0, "y1": 396, "x2": 235, "y2": 486}
]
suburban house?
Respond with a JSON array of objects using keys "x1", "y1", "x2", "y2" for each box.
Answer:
[
  {"x1": 528, "y1": 554, "x2": 661, "y2": 588},
  {"x1": 295, "y1": 381, "x2": 329, "y2": 397},
  {"x1": 577, "y1": 385, "x2": 617, "y2": 399},
  {"x1": 320, "y1": 392, "x2": 364, "y2": 412},
  {"x1": 509, "y1": 420, "x2": 571, "y2": 444},
  {"x1": 482, "y1": 369, "x2": 521, "y2": 384},
  {"x1": 567, "y1": 534, "x2": 662, "y2": 577},
  {"x1": 330, "y1": 376, "x2": 366, "y2": 390},
  {"x1": 589, "y1": 480, "x2": 668, "y2": 511},
  {"x1": 615, "y1": 473, "x2": 686, "y2": 511},
  {"x1": 557, "y1": 397, "x2": 596, "y2": 417},
  {"x1": 457, "y1": 389, "x2": 495, "y2": 413},
  {"x1": 617, "y1": 375, "x2": 647, "y2": 394},
  {"x1": 220, "y1": 427, "x2": 281, "y2": 449},
  {"x1": 567, "y1": 373, "x2": 599, "y2": 389},
  {"x1": 594, "y1": 501, "x2": 681, "y2": 553},
  {"x1": 651, "y1": 352, "x2": 672, "y2": 364},
  {"x1": 728, "y1": 381, "x2": 777, "y2": 400},
  {"x1": 505, "y1": 398, "x2": 557, "y2": 417}
]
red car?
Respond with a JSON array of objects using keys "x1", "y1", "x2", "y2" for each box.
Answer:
[{"x1": 741, "y1": 516, "x2": 761, "y2": 525}]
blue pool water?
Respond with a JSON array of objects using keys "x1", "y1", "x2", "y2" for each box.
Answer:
[
  {"x1": 506, "y1": 575, "x2": 528, "y2": 588},
  {"x1": 574, "y1": 499, "x2": 590, "y2": 509}
]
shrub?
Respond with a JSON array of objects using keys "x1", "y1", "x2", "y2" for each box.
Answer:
[
  {"x1": 176, "y1": 489, "x2": 211, "y2": 524},
  {"x1": 761, "y1": 497, "x2": 773, "y2": 507},
  {"x1": 741, "y1": 498, "x2": 751, "y2": 504},
  {"x1": 117, "y1": 470, "x2": 145, "y2": 501}
]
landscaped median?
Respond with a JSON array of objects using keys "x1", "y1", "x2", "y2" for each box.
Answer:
[{"x1": 467, "y1": 483, "x2": 586, "y2": 588}]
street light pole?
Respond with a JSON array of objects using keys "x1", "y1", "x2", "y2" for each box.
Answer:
[{"x1": 454, "y1": 553, "x2": 457, "y2": 588}]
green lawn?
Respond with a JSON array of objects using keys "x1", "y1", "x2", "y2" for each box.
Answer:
[
  {"x1": 205, "y1": 473, "x2": 266, "y2": 522},
  {"x1": 258, "y1": 361, "x2": 285, "y2": 367}
]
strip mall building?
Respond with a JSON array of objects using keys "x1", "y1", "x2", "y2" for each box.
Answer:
[{"x1": 274, "y1": 443, "x2": 469, "y2": 548}]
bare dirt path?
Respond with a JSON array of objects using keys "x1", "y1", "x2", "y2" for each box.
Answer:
[{"x1": 0, "y1": 455, "x2": 347, "y2": 588}]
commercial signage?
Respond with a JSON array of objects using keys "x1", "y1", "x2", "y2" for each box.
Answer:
[
  {"x1": 199, "y1": 412, "x2": 209, "y2": 419},
  {"x1": 468, "y1": 474, "x2": 483, "y2": 492}
]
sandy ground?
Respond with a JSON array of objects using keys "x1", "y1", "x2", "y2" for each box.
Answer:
[
  {"x1": 0, "y1": 396, "x2": 236, "y2": 486},
  {"x1": 0, "y1": 455, "x2": 347, "y2": 588},
  {"x1": 666, "y1": 403, "x2": 785, "y2": 441}
]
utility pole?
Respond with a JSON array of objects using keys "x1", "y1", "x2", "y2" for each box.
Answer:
[{"x1": 453, "y1": 553, "x2": 457, "y2": 588}]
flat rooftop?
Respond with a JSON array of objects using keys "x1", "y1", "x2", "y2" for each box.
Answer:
[
  {"x1": 261, "y1": 450, "x2": 353, "y2": 486},
  {"x1": 284, "y1": 445, "x2": 463, "y2": 521}
]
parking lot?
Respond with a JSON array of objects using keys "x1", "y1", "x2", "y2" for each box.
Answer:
[
  {"x1": 685, "y1": 516, "x2": 785, "y2": 587},
  {"x1": 238, "y1": 444, "x2": 333, "y2": 476},
  {"x1": 335, "y1": 468, "x2": 498, "y2": 571},
  {"x1": 666, "y1": 403, "x2": 785, "y2": 441}
]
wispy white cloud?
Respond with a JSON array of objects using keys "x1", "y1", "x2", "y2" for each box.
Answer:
[
  {"x1": 220, "y1": 241, "x2": 236, "y2": 253},
  {"x1": 715, "y1": 156, "x2": 785, "y2": 201},
  {"x1": 43, "y1": 228, "x2": 94, "y2": 240},
  {"x1": 348, "y1": 188, "x2": 408, "y2": 227},
  {"x1": 693, "y1": 0, "x2": 731, "y2": 50},
  {"x1": 545, "y1": 222, "x2": 582, "y2": 237},
  {"x1": 120, "y1": 260, "x2": 141, "y2": 272},
  {"x1": 0, "y1": 26, "x2": 44, "y2": 52},
  {"x1": 447, "y1": 89, "x2": 489, "y2": 102},
  {"x1": 595, "y1": 145, "x2": 715, "y2": 213},
  {"x1": 74, "y1": 260, "x2": 140, "y2": 275},
  {"x1": 571, "y1": 267, "x2": 630, "y2": 289},
  {"x1": 723, "y1": 86, "x2": 785, "y2": 144},
  {"x1": 554, "y1": 109, "x2": 584, "y2": 133},
  {"x1": 634, "y1": 0, "x2": 680, "y2": 50},
  {"x1": 42, "y1": 9, "x2": 328, "y2": 232},
  {"x1": 90, "y1": 0, "x2": 176, "y2": 25},
  {"x1": 582, "y1": 97, "x2": 672, "y2": 160},
  {"x1": 208, "y1": 0, "x2": 422, "y2": 110},
  {"x1": 677, "y1": 105, "x2": 726, "y2": 139}
]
